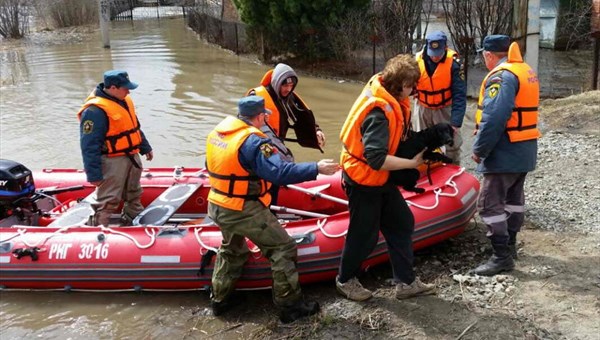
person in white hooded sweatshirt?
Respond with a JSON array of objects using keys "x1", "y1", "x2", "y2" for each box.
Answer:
[{"x1": 247, "y1": 63, "x2": 326, "y2": 162}]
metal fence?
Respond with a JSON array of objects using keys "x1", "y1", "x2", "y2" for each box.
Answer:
[{"x1": 186, "y1": 9, "x2": 248, "y2": 54}]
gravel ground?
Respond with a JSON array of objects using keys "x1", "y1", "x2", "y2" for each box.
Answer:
[{"x1": 526, "y1": 131, "x2": 600, "y2": 233}]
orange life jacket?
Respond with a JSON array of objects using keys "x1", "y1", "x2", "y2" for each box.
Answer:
[
  {"x1": 206, "y1": 116, "x2": 272, "y2": 211},
  {"x1": 340, "y1": 74, "x2": 411, "y2": 186},
  {"x1": 415, "y1": 49, "x2": 457, "y2": 108},
  {"x1": 248, "y1": 69, "x2": 312, "y2": 139},
  {"x1": 77, "y1": 91, "x2": 142, "y2": 157},
  {"x1": 475, "y1": 42, "x2": 541, "y2": 142}
]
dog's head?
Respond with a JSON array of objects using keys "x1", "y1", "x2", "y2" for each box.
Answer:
[{"x1": 429, "y1": 123, "x2": 454, "y2": 148}]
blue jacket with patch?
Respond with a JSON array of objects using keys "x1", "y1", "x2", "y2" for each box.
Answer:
[
  {"x1": 238, "y1": 133, "x2": 318, "y2": 186},
  {"x1": 79, "y1": 84, "x2": 152, "y2": 182},
  {"x1": 423, "y1": 52, "x2": 467, "y2": 127},
  {"x1": 473, "y1": 59, "x2": 537, "y2": 173}
]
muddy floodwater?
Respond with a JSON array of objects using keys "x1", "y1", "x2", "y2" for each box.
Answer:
[
  {"x1": 0, "y1": 18, "x2": 364, "y2": 171},
  {"x1": 0, "y1": 17, "x2": 363, "y2": 339}
]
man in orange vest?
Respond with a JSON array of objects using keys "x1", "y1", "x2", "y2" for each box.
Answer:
[
  {"x1": 78, "y1": 70, "x2": 154, "y2": 227},
  {"x1": 415, "y1": 31, "x2": 466, "y2": 164},
  {"x1": 471, "y1": 35, "x2": 540, "y2": 276},
  {"x1": 206, "y1": 95, "x2": 338, "y2": 322},
  {"x1": 337, "y1": 54, "x2": 435, "y2": 302}
]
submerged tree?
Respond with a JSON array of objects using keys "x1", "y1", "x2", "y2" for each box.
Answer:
[
  {"x1": 0, "y1": 0, "x2": 30, "y2": 39},
  {"x1": 32, "y1": 0, "x2": 97, "y2": 29},
  {"x1": 373, "y1": 0, "x2": 423, "y2": 60},
  {"x1": 443, "y1": 0, "x2": 513, "y2": 60}
]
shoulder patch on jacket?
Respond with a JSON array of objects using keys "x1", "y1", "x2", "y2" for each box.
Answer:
[
  {"x1": 82, "y1": 120, "x2": 94, "y2": 134},
  {"x1": 259, "y1": 143, "x2": 275, "y2": 158},
  {"x1": 487, "y1": 83, "x2": 501, "y2": 99}
]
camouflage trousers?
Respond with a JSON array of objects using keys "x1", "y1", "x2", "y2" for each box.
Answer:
[
  {"x1": 414, "y1": 104, "x2": 463, "y2": 165},
  {"x1": 208, "y1": 200, "x2": 302, "y2": 307},
  {"x1": 90, "y1": 154, "x2": 144, "y2": 226}
]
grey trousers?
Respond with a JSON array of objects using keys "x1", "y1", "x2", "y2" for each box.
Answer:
[
  {"x1": 477, "y1": 173, "x2": 528, "y2": 243},
  {"x1": 90, "y1": 154, "x2": 144, "y2": 226}
]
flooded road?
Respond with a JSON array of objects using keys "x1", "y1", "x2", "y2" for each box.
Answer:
[{"x1": 0, "y1": 17, "x2": 363, "y2": 339}]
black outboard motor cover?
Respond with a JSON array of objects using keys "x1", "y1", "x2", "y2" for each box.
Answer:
[{"x1": 0, "y1": 159, "x2": 35, "y2": 205}]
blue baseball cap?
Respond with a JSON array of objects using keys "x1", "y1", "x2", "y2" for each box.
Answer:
[
  {"x1": 103, "y1": 70, "x2": 138, "y2": 90},
  {"x1": 426, "y1": 31, "x2": 447, "y2": 57},
  {"x1": 238, "y1": 96, "x2": 272, "y2": 117},
  {"x1": 479, "y1": 35, "x2": 511, "y2": 52}
]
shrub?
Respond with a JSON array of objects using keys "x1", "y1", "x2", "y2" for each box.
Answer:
[
  {"x1": 34, "y1": 0, "x2": 97, "y2": 29},
  {"x1": 0, "y1": 0, "x2": 30, "y2": 39}
]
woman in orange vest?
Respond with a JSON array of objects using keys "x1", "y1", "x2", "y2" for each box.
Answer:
[
  {"x1": 336, "y1": 55, "x2": 435, "y2": 302},
  {"x1": 471, "y1": 35, "x2": 540, "y2": 276}
]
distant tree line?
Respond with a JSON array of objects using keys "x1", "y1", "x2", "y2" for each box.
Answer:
[
  {"x1": 223, "y1": 0, "x2": 592, "y2": 66},
  {"x1": 0, "y1": 0, "x2": 98, "y2": 39}
]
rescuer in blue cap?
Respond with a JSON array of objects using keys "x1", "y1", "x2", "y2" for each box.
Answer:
[
  {"x1": 414, "y1": 31, "x2": 467, "y2": 165},
  {"x1": 471, "y1": 35, "x2": 541, "y2": 276},
  {"x1": 205, "y1": 95, "x2": 338, "y2": 322}
]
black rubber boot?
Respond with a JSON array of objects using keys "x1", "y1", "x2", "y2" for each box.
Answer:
[
  {"x1": 470, "y1": 239, "x2": 515, "y2": 276},
  {"x1": 211, "y1": 298, "x2": 234, "y2": 316},
  {"x1": 279, "y1": 300, "x2": 320, "y2": 323},
  {"x1": 508, "y1": 231, "x2": 518, "y2": 260},
  {"x1": 508, "y1": 244, "x2": 518, "y2": 260},
  {"x1": 470, "y1": 254, "x2": 515, "y2": 276},
  {"x1": 210, "y1": 288, "x2": 244, "y2": 316}
]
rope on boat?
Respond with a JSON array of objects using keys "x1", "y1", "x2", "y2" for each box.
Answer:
[
  {"x1": 193, "y1": 226, "x2": 218, "y2": 254},
  {"x1": 10, "y1": 226, "x2": 72, "y2": 248},
  {"x1": 405, "y1": 167, "x2": 465, "y2": 210},
  {"x1": 302, "y1": 218, "x2": 348, "y2": 238},
  {"x1": 98, "y1": 225, "x2": 157, "y2": 249},
  {"x1": 35, "y1": 191, "x2": 67, "y2": 210}
]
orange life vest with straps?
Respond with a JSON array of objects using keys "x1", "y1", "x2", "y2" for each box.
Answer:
[
  {"x1": 475, "y1": 42, "x2": 541, "y2": 142},
  {"x1": 415, "y1": 49, "x2": 457, "y2": 108},
  {"x1": 206, "y1": 116, "x2": 272, "y2": 211},
  {"x1": 77, "y1": 91, "x2": 142, "y2": 157},
  {"x1": 248, "y1": 69, "x2": 312, "y2": 139},
  {"x1": 340, "y1": 74, "x2": 411, "y2": 186}
]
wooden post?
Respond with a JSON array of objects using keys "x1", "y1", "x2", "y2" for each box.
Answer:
[
  {"x1": 98, "y1": 0, "x2": 110, "y2": 48},
  {"x1": 526, "y1": 0, "x2": 540, "y2": 73},
  {"x1": 512, "y1": 0, "x2": 528, "y2": 51},
  {"x1": 235, "y1": 23, "x2": 239, "y2": 55},
  {"x1": 459, "y1": 37, "x2": 474, "y2": 85},
  {"x1": 592, "y1": 0, "x2": 600, "y2": 90},
  {"x1": 156, "y1": 0, "x2": 160, "y2": 20},
  {"x1": 593, "y1": 34, "x2": 600, "y2": 90}
]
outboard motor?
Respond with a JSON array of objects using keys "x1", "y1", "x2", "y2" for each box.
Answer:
[{"x1": 0, "y1": 159, "x2": 36, "y2": 222}]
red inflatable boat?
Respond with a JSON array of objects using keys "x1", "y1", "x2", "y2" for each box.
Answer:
[{"x1": 0, "y1": 164, "x2": 479, "y2": 291}]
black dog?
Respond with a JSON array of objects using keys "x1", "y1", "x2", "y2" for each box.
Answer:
[{"x1": 389, "y1": 123, "x2": 455, "y2": 194}]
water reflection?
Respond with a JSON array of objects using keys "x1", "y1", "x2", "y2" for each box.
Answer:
[{"x1": 0, "y1": 18, "x2": 363, "y2": 170}]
